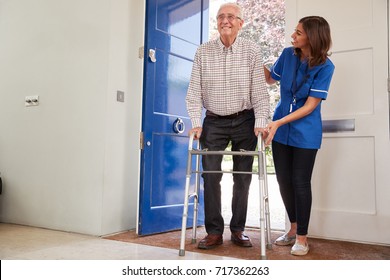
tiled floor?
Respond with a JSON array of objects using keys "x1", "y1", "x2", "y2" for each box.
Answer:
[
  {"x1": 2, "y1": 223, "x2": 389, "y2": 280},
  {"x1": 2, "y1": 222, "x2": 389, "y2": 280},
  {"x1": 0, "y1": 223, "x2": 235, "y2": 260}
]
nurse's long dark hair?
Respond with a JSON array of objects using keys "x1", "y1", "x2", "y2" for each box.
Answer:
[{"x1": 295, "y1": 16, "x2": 332, "y2": 68}]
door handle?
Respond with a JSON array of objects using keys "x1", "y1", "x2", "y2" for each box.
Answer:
[
  {"x1": 148, "y1": 49, "x2": 156, "y2": 63},
  {"x1": 173, "y1": 118, "x2": 185, "y2": 134}
]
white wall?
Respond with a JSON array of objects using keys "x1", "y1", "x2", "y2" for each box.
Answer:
[{"x1": 0, "y1": 0, "x2": 144, "y2": 236}]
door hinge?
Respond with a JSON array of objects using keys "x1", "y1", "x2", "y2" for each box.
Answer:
[
  {"x1": 388, "y1": 78, "x2": 390, "y2": 93},
  {"x1": 140, "y1": 132, "x2": 144, "y2": 150},
  {"x1": 138, "y1": 46, "x2": 144, "y2": 59}
]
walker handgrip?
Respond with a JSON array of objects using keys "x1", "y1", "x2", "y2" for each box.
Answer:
[
  {"x1": 258, "y1": 133, "x2": 266, "y2": 152},
  {"x1": 188, "y1": 132, "x2": 196, "y2": 150}
]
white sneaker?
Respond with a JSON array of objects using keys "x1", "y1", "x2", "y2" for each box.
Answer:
[
  {"x1": 290, "y1": 242, "x2": 309, "y2": 256},
  {"x1": 274, "y1": 233, "x2": 296, "y2": 246}
]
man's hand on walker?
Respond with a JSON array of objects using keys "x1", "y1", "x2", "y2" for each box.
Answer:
[
  {"x1": 254, "y1": 127, "x2": 268, "y2": 140},
  {"x1": 189, "y1": 127, "x2": 202, "y2": 140}
]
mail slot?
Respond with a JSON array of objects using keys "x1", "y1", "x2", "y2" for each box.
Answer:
[{"x1": 322, "y1": 119, "x2": 355, "y2": 133}]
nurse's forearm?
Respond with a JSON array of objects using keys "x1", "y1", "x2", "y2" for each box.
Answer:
[{"x1": 278, "y1": 96, "x2": 321, "y2": 125}]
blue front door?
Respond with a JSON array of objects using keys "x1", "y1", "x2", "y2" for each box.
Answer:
[{"x1": 139, "y1": 0, "x2": 209, "y2": 235}]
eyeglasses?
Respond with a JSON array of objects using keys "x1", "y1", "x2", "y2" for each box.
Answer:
[{"x1": 217, "y1": 14, "x2": 242, "y2": 22}]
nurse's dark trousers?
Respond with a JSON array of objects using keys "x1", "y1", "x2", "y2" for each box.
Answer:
[{"x1": 272, "y1": 141, "x2": 318, "y2": 236}]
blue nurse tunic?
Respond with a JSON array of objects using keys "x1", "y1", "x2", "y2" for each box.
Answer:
[{"x1": 270, "y1": 47, "x2": 335, "y2": 149}]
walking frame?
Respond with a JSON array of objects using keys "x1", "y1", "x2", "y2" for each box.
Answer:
[{"x1": 179, "y1": 132, "x2": 272, "y2": 259}]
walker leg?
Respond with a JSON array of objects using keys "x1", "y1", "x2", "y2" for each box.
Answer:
[
  {"x1": 191, "y1": 152, "x2": 201, "y2": 244},
  {"x1": 191, "y1": 190, "x2": 198, "y2": 244},
  {"x1": 191, "y1": 191, "x2": 199, "y2": 244},
  {"x1": 261, "y1": 151, "x2": 272, "y2": 249},
  {"x1": 179, "y1": 175, "x2": 191, "y2": 256},
  {"x1": 179, "y1": 144, "x2": 195, "y2": 256},
  {"x1": 258, "y1": 154, "x2": 267, "y2": 259},
  {"x1": 265, "y1": 191, "x2": 272, "y2": 249}
]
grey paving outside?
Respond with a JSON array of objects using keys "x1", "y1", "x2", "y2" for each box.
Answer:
[{"x1": 220, "y1": 171, "x2": 285, "y2": 231}]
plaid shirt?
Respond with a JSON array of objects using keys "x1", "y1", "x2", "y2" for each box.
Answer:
[{"x1": 186, "y1": 37, "x2": 269, "y2": 129}]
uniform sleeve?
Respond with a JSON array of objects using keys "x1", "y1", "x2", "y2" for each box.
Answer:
[
  {"x1": 309, "y1": 61, "x2": 335, "y2": 100},
  {"x1": 251, "y1": 46, "x2": 270, "y2": 128},
  {"x1": 185, "y1": 48, "x2": 203, "y2": 128},
  {"x1": 270, "y1": 48, "x2": 288, "y2": 81}
]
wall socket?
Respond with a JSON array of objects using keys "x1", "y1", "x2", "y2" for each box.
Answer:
[
  {"x1": 25, "y1": 95, "x2": 39, "y2": 107},
  {"x1": 117, "y1": 91, "x2": 125, "y2": 102}
]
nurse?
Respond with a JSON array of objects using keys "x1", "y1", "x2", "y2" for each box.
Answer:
[{"x1": 263, "y1": 16, "x2": 335, "y2": 256}]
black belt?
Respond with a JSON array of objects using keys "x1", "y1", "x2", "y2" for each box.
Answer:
[{"x1": 206, "y1": 109, "x2": 253, "y2": 119}]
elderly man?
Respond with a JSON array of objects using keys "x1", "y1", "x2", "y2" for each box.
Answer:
[{"x1": 186, "y1": 3, "x2": 269, "y2": 249}]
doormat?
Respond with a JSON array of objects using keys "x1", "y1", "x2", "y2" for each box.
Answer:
[{"x1": 103, "y1": 226, "x2": 390, "y2": 260}]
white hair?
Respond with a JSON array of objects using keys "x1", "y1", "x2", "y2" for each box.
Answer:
[{"x1": 217, "y1": 2, "x2": 243, "y2": 18}]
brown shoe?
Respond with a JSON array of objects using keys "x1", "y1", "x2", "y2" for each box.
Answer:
[
  {"x1": 231, "y1": 231, "x2": 252, "y2": 247},
  {"x1": 198, "y1": 234, "x2": 223, "y2": 249}
]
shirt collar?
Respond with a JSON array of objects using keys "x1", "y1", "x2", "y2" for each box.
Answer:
[{"x1": 217, "y1": 36, "x2": 240, "y2": 53}]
